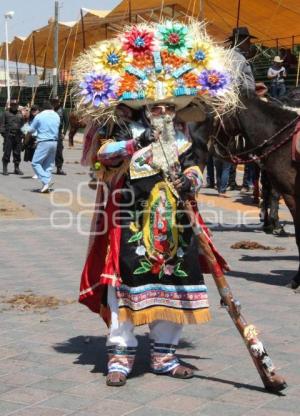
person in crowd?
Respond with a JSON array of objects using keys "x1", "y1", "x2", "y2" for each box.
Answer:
[
  {"x1": 240, "y1": 163, "x2": 255, "y2": 194},
  {"x1": 280, "y1": 48, "x2": 297, "y2": 73},
  {"x1": 267, "y1": 56, "x2": 287, "y2": 98},
  {"x1": 227, "y1": 27, "x2": 257, "y2": 93},
  {"x1": 228, "y1": 163, "x2": 239, "y2": 190},
  {"x1": 50, "y1": 96, "x2": 68, "y2": 175},
  {"x1": 25, "y1": 100, "x2": 60, "y2": 193},
  {"x1": 206, "y1": 152, "x2": 215, "y2": 188},
  {"x1": 214, "y1": 157, "x2": 231, "y2": 197},
  {"x1": 0, "y1": 99, "x2": 25, "y2": 176},
  {"x1": 22, "y1": 105, "x2": 40, "y2": 177}
]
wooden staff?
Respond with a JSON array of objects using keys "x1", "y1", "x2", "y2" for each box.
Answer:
[{"x1": 183, "y1": 199, "x2": 287, "y2": 393}]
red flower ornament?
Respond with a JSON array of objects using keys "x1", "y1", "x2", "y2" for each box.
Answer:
[{"x1": 122, "y1": 27, "x2": 155, "y2": 56}]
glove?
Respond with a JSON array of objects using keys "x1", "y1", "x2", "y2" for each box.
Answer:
[
  {"x1": 136, "y1": 128, "x2": 158, "y2": 148},
  {"x1": 173, "y1": 174, "x2": 192, "y2": 193}
]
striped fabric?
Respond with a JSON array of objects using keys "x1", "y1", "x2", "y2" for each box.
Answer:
[
  {"x1": 107, "y1": 345, "x2": 137, "y2": 376},
  {"x1": 150, "y1": 342, "x2": 180, "y2": 374}
]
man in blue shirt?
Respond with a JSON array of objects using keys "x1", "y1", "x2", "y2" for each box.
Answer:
[{"x1": 27, "y1": 100, "x2": 60, "y2": 193}]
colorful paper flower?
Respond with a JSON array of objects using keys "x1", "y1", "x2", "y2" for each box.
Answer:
[
  {"x1": 189, "y1": 42, "x2": 211, "y2": 68},
  {"x1": 94, "y1": 41, "x2": 130, "y2": 73},
  {"x1": 158, "y1": 21, "x2": 192, "y2": 56},
  {"x1": 134, "y1": 52, "x2": 154, "y2": 69},
  {"x1": 146, "y1": 77, "x2": 175, "y2": 100},
  {"x1": 80, "y1": 73, "x2": 116, "y2": 107},
  {"x1": 117, "y1": 73, "x2": 138, "y2": 96},
  {"x1": 183, "y1": 72, "x2": 199, "y2": 88},
  {"x1": 161, "y1": 51, "x2": 187, "y2": 68},
  {"x1": 122, "y1": 27, "x2": 155, "y2": 56},
  {"x1": 198, "y1": 69, "x2": 229, "y2": 95}
]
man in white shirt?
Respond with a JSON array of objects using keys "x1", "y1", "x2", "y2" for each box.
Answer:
[
  {"x1": 26, "y1": 100, "x2": 60, "y2": 193},
  {"x1": 267, "y1": 56, "x2": 287, "y2": 98}
]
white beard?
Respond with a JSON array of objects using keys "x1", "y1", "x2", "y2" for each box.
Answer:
[{"x1": 150, "y1": 114, "x2": 179, "y2": 176}]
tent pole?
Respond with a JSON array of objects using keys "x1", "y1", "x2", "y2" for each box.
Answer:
[
  {"x1": 63, "y1": 37, "x2": 67, "y2": 84},
  {"x1": 15, "y1": 52, "x2": 20, "y2": 87},
  {"x1": 32, "y1": 31, "x2": 37, "y2": 75},
  {"x1": 53, "y1": 0, "x2": 59, "y2": 97},
  {"x1": 236, "y1": 0, "x2": 241, "y2": 28},
  {"x1": 296, "y1": 52, "x2": 300, "y2": 87},
  {"x1": 129, "y1": 0, "x2": 132, "y2": 23},
  {"x1": 80, "y1": 8, "x2": 86, "y2": 50},
  {"x1": 199, "y1": 0, "x2": 204, "y2": 20}
]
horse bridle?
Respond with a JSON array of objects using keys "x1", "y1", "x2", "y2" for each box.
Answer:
[{"x1": 211, "y1": 112, "x2": 300, "y2": 164}]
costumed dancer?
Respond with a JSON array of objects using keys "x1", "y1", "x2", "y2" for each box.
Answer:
[{"x1": 74, "y1": 21, "x2": 239, "y2": 387}]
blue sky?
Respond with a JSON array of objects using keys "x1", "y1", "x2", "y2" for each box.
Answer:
[{"x1": 0, "y1": 0, "x2": 119, "y2": 42}]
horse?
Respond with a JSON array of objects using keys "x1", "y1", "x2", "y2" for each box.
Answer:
[
  {"x1": 68, "y1": 112, "x2": 87, "y2": 147},
  {"x1": 205, "y1": 93, "x2": 300, "y2": 289}
]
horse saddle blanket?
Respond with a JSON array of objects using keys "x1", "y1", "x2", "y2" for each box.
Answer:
[{"x1": 292, "y1": 120, "x2": 300, "y2": 162}]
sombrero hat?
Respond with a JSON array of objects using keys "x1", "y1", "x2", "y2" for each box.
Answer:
[{"x1": 226, "y1": 27, "x2": 257, "y2": 43}]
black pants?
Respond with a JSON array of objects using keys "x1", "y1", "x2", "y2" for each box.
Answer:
[
  {"x1": 55, "y1": 136, "x2": 64, "y2": 169},
  {"x1": 2, "y1": 134, "x2": 22, "y2": 164}
]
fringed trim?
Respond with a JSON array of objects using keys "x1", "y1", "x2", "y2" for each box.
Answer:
[{"x1": 118, "y1": 306, "x2": 211, "y2": 326}]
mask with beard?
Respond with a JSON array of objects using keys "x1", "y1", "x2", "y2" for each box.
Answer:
[{"x1": 147, "y1": 108, "x2": 179, "y2": 179}]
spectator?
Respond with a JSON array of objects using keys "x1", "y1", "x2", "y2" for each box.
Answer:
[
  {"x1": 267, "y1": 56, "x2": 287, "y2": 98},
  {"x1": 51, "y1": 97, "x2": 68, "y2": 175},
  {"x1": 26, "y1": 100, "x2": 60, "y2": 193},
  {"x1": 214, "y1": 157, "x2": 231, "y2": 197},
  {"x1": 240, "y1": 163, "x2": 255, "y2": 194},
  {"x1": 206, "y1": 153, "x2": 215, "y2": 188},
  {"x1": 0, "y1": 99, "x2": 25, "y2": 176},
  {"x1": 228, "y1": 163, "x2": 239, "y2": 190},
  {"x1": 22, "y1": 105, "x2": 39, "y2": 172}
]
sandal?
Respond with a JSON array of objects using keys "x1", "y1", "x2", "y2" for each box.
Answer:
[
  {"x1": 169, "y1": 364, "x2": 194, "y2": 379},
  {"x1": 106, "y1": 371, "x2": 127, "y2": 387}
]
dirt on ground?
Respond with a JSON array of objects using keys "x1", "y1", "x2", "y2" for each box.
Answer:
[
  {"x1": 231, "y1": 240, "x2": 285, "y2": 251},
  {"x1": 0, "y1": 292, "x2": 76, "y2": 311},
  {"x1": 0, "y1": 194, "x2": 35, "y2": 219}
]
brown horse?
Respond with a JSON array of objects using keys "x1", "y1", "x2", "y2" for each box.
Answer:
[
  {"x1": 68, "y1": 112, "x2": 87, "y2": 146},
  {"x1": 207, "y1": 94, "x2": 300, "y2": 289}
]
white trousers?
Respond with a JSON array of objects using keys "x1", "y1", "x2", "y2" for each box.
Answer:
[{"x1": 106, "y1": 286, "x2": 183, "y2": 347}]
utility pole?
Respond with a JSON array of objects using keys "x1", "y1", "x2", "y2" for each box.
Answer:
[
  {"x1": 236, "y1": 0, "x2": 241, "y2": 28},
  {"x1": 4, "y1": 11, "x2": 15, "y2": 104},
  {"x1": 53, "y1": 0, "x2": 59, "y2": 96}
]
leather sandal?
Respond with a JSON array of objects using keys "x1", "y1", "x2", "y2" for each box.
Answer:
[
  {"x1": 106, "y1": 371, "x2": 127, "y2": 387},
  {"x1": 169, "y1": 364, "x2": 194, "y2": 379}
]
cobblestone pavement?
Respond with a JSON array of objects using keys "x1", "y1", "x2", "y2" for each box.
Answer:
[{"x1": 0, "y1": 143, "x2": 300, "y2": 416}]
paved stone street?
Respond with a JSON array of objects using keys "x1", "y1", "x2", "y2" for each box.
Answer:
[{"x1": 0, "y1": 142, "x2": 300, "y2": 416}]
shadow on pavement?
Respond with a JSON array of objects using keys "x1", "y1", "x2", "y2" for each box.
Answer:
[
  {"x1": 193, "y1": 374, "x2": 285, "y2": 396},
  {"x1": 228, "y1": 269, "x2": 295, "y2": 286},
  {"x1": 53, "y1": 335, "x2": 287, "y2": 393},
  {"x1": 239, "y1": 255, "x2": 298, "y2": 262},
  {"x1": 53, "y1": 335, "x2": 200, "y2": 378}
]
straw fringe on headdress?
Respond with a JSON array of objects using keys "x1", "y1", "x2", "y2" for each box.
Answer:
[{"x1": 72, "y1": 19, "x2": 242, "y2": 122}]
